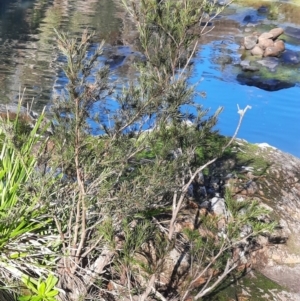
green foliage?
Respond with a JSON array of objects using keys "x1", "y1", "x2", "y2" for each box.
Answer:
[
  {"x1": 0, "y1": 0, "x2": 277, "y2": 300},
  {"x1": 0, "y1": 108, "x2": 57, "y2": 298},
  {"x1": 225, "y1": 189, "x2": 276, "y2": 240},
  {"x1": 18, "y1": 274, "x2": 59, "y2": 301},
  {"x1": 119, "y1": 218, "x2": 155, "y2": 266}
]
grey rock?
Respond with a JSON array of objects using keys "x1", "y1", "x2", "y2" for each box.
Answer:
[
  {"x1": 199, "y1": 186, "x2": 207, "y2": 197},
  {"x1": 245, "y1": 180, "x2": 258, "y2": 195},
  {"x1": 240, "y1": 224, "x2": 253, "y2": 238},
  {"x1": 285, "y1": 26, "x2": 300, "y2": 40},
  {"x1": 240, "y1": 60, "x2": 251, "y2": 68},
  {"x1": 211, "y1": 197, "x2": 226, "y2": 216},
  {"x1": 188, "y1": 184, "x2": 194, "y2": 198},
  {"x1": 197, "y1": 171, "x2": 205, "y2": 184},
  {"x1": 199, "y1": 200, "x2": 210, "y2": 209},
  {"x1": 242, "y1": 64, "x2": 259, "y2": 72},
  {"x1": 105, "y1": 54, "x2": 126, "y2": 69},
  {"x1": 236, "y1": 74, "x2": 295, "y2": 91},
  {"x1": 257, "y1": 57, "x2": 280, "y2": 70}
]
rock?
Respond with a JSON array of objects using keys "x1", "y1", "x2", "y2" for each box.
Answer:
[
  {"x1": 240, "y1": 224, "x2": 253, "y2": 238},
  {"x1": 244, "y1": 35, "x2": 258, "y2": 50},
  {"x1": 211, "y1": 197, "x2": 226, "y2": 216},
  {"x1": 258, "y1": 32, "x2": 273, "y2": 41},
  {"x1": 261, "y1": 265, "x2": 300, "y2": 295},
  {"x1": 236, "y1": 74, "x2": 295, "y2": 91},
  {"x1": 240, "y1": 60, "x2": 259, "y2": 71},
  {"x1": 281, "y1": 49, "x2": 300, "y2": 64},
  {"x1": 245, "y1": 180, "x2": 258, "y2": 195},
  {"x1": 264, "y1": 40, "x2": 285, "y2": 57},
  {"x1": 285, "y1": 26, "x2": 300, "y2": 40},
  {"x1": 274, "y1": 39, "x2": 285, "y2": 52},
  {"x1": 0, "y1": 104, "x2": 36, "y2": 124},
  {"x1": 251, "y1": 45, "x2": 264, "y2": 57},
  {"x1": 105, "y1": 54, "x2": 126, "y2": 69},
  {"x1": 240, "y1": 60, "x2": 250, "y2": 68},
  {"x1": 269, "y1": 27, "x2": 284, "y2": 39},
  {"x1": 257, "y1": 6, "x2": 268, "y2": 14},
  {"x1": 257, "y1": 57, "x2": 280, "y2": 70},
  {"x1": 264, "y1": 46, "x2": 280, "y2": 57},
  {"x1": 242, "y1": 65, "x2": 259, "y2": 72},
  {"x1": 215, "y1": 55, "x2": 232, "y2": 65},
  {"x1": 258, "y1": 38, "x2": 274, "y2": 50}
]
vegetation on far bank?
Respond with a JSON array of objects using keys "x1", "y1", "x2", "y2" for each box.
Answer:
[{"x1": 0, "y1": 1, "x2": 277, "y2": 300}]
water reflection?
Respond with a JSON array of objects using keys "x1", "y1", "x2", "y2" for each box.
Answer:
[
  {"x1": 0, "y1": 0, "x2": 121, "y2": 109},
  {"x1": 0, "y1": 1, "x2": 299, "y2": 157}
]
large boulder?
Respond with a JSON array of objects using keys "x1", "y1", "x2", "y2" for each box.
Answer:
[{"x1": 205, "y1": 141, "x2": 300, "y2": 298}]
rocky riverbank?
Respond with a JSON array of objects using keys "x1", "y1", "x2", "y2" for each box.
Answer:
[{"x1": 197, "y1": 139, "x2": 300, "y2": 300}]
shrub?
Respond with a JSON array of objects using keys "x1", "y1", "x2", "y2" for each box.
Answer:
[{"x1": 1, "y1": 1, "x2": 275, "y2": 300}]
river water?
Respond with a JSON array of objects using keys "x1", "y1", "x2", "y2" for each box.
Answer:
[{"x1": 0, "y1": 0, "x2": 299, "y2": 157}]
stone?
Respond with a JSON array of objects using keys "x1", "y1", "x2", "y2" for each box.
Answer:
[
  {"x1": 211, "y1": 197, "x2": 226, "y2": 216},
  {"x1": 285, "y1": 26, "x2": 300, "y2": 40},
  {"x1": 257, "y1": 6, "x2": 268, "y2": 14},
  {"x1": 264, "y1": 40, "x2": 285, "y2": 57},
  {"x1": 274, "y1": 40, "x2": 285, "y2": 52},
  {"x1": 244, "y1": 35, "x2": 258, "y2": 50},
  {"x1": 258, "y1": 32, "x2": 273, "y2": 41},
  {"x1": 281, "y1": 49, "x2": 300, "y2": 64},
  {"x1": 264, "y1": 46, "x2": 279, "y2": 57},
  {"x1": 0, "y1": 104, "x2": 35, "y2": 123},
  {"x1": 245, "y1": 180, "x2": 258, "y2": 195},
  {"x1": 240, "y1": 224, "x2": 253, "y2": 238},
  {"x1": 269, "y1": 27, "x2": 284, "y2": 39},
  {"x1": 240, "y1": 60, "x2": 259, "y2": 72},
  {"x1": 257, "y1": 57, "x2": 279, "y2": 70},
  {"x1": 240, "y1": 60, "x2": 251, "y2": 68},
  {"x1": 105, "y1": 54, "x2": 126, "y2": 69},
  {"x1": 236, "y1": 74, "x2": 295, "y2": 91},
  {"x1": 242, "y1": 64, "x2": 259, "y2": 72},
  {"x1": 258, "y1": 38, "x2": 274, "y2": 50},
  {"x1": 0, "y1": 104, "x2": 54, "y2": 135},
  {"x1": 250, "y1": 45, "x2": 264, "y2": 57}
]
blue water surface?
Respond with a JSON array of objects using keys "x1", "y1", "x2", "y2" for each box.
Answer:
[{"x1": 191, "y1": 44, "x2": 300, "y2": 158}]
